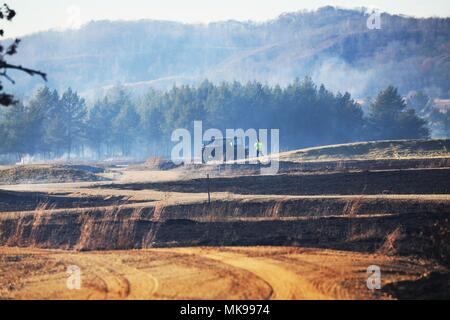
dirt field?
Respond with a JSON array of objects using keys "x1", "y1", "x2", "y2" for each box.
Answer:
[
  {"x1": 1, "y1": 143, "x2": 450, "y2": 300},
  {"x1": 1, "y1": 246, "x2": 447, "y2": 300}
]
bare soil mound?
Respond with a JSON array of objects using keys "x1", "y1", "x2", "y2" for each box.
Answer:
[{"x1": 143, "y1": 157, "x2": 181, "y2": 170}]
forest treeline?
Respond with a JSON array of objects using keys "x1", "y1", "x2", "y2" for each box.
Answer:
[{"x1": 0, "y1": 78, "x2": 448, "y2": 162}]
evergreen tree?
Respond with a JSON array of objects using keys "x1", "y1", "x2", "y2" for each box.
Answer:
[
  {"x1": 367, "y1": 86, "x2": 429, "y2": 140},
  {"x1": 86, "y1": 98, "x2": 111, "y2": 158},
  {"x1": 59, "y1": 88, "x2": 87, "y2": 159},
  {"x1": 28, "y1": 87, "x2": 60, "y2": 155},
  {"x1": 140, "y1": 90, "x2": 165, "y2": 155},
  {"x1": 0, "y1": 102, "x2": 28, "y2": 158},
  {"x1": 112, "y1": 104, "x2": 140, "y2": 156}
]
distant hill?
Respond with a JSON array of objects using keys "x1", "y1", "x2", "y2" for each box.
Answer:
[{"x1": 4, "y1": 6, "x2": 450, "y2": 98}]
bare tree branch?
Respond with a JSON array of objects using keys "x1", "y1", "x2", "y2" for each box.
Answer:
[
  {"x1": 0, "y1": 62, "x2": 47, "y2": 81},
  {"x1": 0, "y1": 3, "x2": 46, "y2": 106}
]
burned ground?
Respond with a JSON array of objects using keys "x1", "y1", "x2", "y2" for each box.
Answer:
[
  {"x1": 0, "y1": 164, "x2": 108, "y2": 185},
  {"x1": 100, "y1": 168, "x2": 450, "y2": 195},
  {"x1": 1, "y1": 149, "x2": 450, "y2": 299}
]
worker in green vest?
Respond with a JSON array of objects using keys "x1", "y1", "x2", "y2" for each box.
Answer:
[{"x1": 254, "y1": 139, "x2": 263, "y2": 158}]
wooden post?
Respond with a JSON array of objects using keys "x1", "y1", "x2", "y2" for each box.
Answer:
[{"x1": 207, "y1": 174, "x2": 211, "y2": 205}]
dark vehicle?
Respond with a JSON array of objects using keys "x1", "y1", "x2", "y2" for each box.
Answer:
[{"x1": 202, "y1": 137, "x2": 249, "y2": 163}]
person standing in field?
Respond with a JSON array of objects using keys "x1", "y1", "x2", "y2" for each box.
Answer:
[{"x1": 254, "y1": 139, "x2": 263, "y2": 158}]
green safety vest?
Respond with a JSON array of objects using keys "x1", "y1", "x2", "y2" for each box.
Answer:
[{"x1": 254, "y1": 142, "x2": 263, "y2": 151}]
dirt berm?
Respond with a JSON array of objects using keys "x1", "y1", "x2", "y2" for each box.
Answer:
[{"x1": 0, "y1": 201, "x2": 448, "y2": 266}]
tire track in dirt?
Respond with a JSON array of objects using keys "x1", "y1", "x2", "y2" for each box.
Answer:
[
  {"x1": 175, "y1": 248, "x2": 331, "y2": 300},
  {"x1": 64, "y1": 253, "x2": 159, "y2": 300},
  {"x1": 273, "y1": 253, "x2": 360, "y2": 300}
]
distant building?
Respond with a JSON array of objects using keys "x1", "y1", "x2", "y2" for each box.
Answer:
[{"x1": 434, "y1": 99, "x2": 450, "y2": 113}]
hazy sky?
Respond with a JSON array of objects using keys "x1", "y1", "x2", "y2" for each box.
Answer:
[{"x1": 3, "y1": 0, "x2": 450, "y2": 38}]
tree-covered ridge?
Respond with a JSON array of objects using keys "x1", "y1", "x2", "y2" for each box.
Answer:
[
  {"x1": 5, "y1": 6, "x2": 450, "y2": 98},
  {"x1": 0, "y1": 78, "x2": 437, "y2": 162}
]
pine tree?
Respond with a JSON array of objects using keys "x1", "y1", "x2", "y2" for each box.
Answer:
[
  {"x1": 112, "y1": 104, "x2": 140, "y2": 156},
  {"x1": 86, "y1": 98, "x2": 111, "y2": 158},
  {"x1": 59, "y1": 88, "x2": 87, "y2": 159},
  {"x1": 27, "y1": 87, "x2": 60, "y2": 156},
  {"x1": 368, "y1": 86, "x2": 429, "y2": 140},
  {"x1": 0, "y1": 102, "x2": 28, "y2": 159}
]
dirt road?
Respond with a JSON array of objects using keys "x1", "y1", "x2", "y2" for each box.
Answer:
[{"x1": 0, "y1": 246, "x2": 437, "y2": 300}]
